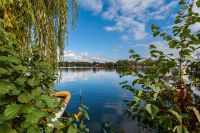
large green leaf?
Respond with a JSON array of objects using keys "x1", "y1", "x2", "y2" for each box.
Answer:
[
  {"x1": 0, "y1": 67, "x2": 8, "y2": 75},
  {"x1": 25, "y1": 111, "x2": 44, "y2": 124},
  {"x1": 31, "y1": 87, "x2": 42, "y2": 97},
  {"x1": 168, "y1": 109, "x2": 182, "y2": 124},
  {"x1": 159, "y1": 115, "x2": 172, "y2": 130},
  {"x1": 188, "y1": 106, "x2": 200, "y2": 123},
  {"x1": 15, "y1": 78, "x2": 26, "y2": 86},
  {"x1": 27, "y1": 126, "x2": 41, "y2": 133},
  {"x1": 41, "y1": 95, "x2": 54, "y2": 108},
  {"x1": 173, "y1": 125, "x2": 189, "y2": 133},
  {"x1": 21, "y1": 105, "x2": 34, "y2": 113},
  {"x1": 17, "y1": 93, "x2": 32, "y2": 104},
  {"x1": 0, "y1": 81, "x2": 15, "y2": 95},
  {"x1": 146, "y1": 104, "x2": 159, "y2": 119},
  {"x1": 0, "y1": 122, "x2": 11, "y2": 133},
  {"x1": 67, "y1": 124, "x2": 77, "y2": 133},
  {"x1": 184, "y1": 55, "x2": 195, "y2": 61},
  {"x1": 3, "y1": 104, "x2": 22, "y2": 120}
]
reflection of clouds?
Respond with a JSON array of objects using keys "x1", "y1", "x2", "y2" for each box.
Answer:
[
  {"x1": 60, "y1": 71, "x2": 89, "y2": 82},
  {"x1": 58, "y1": 69, "x2": 117, "y2": 83},
  {"x1": 104, "y1": 102, "x2": 124, "y2": 115}
]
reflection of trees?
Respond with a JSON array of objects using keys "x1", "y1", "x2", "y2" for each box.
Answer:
[{"x1": 60, "y1": 68, "x2": 116, "y2": 73}]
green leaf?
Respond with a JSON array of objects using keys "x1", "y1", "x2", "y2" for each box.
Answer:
[
  {"x1": 15, "y1": 78, "x2": 26, "y2": 86},
  {"x1": 153, "y1": 92, "x2": 159, "y2": 101},
  {"x1": 159, "y1": 115, "x2": 172, "y2": 130},
  {"x1": 175, "y1": 19, "x2": 182, "y2": 24},
  {"x1": 27, "y1": 79, "x2": 40, "y2": 87},
  {"x1": 31, "y1": 87, "x2": 42, "y2": 97},
  {"x1": 85, "y1": 112, "x2": 90, "y2": 120},
  {"x1": 153, "y1": 31, "x2": 160, "y2": 37},
  {"x1": 27, "y1": 79, "x2": 35, "y2": 87},
  {"x1": 150, "y1": 84, "x2": 160, "y2": 93},
  {"x1": 146, "y1": 104, "x2": 159, "y2": 119},
  {"x1": 179, "y1": 0, "x2": 186, "y2": 5},
  {"x1": 0, "y1": 81, "x2": 15, "y2": 95},
  {"x1": 173, "y1": 125, "x2": 189, "y2": 133},
  {"x1": 188, "y1": 106, "x2": 200, "y2": 123},
  {"x1": 8, "y1": 129, "x2": 18, "y2": 133},
  {"x1": 0, "y1": 122, "x2": 11, "y2": 133},
  {"x1": 17, "y1": 93, "x2": 32, "y2": 104},
  {"x1": 45, "y1": 127, "x2": 53, "y2": 133},
  {"x1": 67, "y1": 124, "x2": 77, "y2": 133},
  {"x1": 25, "y1": 111, "x2": 44, "y2": 124},
  {"x1": 168, "y1": 109, "x2": 182, "y2": 124},
  {"x1": 27, "y1": 126, "x2": 41, "y2": 133},
  {"x1": 41, "y1": 95, "x2": 54, "y2": 108},
  {"x1": 21, "y1": 105, "x2": 34, "y2": 113},
  {"x1": 54, "y1": 120, "x2": 64, "y2": 129},
  {"x1": 0, "y1": 56, "x2": 21, "y2": 64},
  {"x1": 0, "y1": 67, "x2": 8, "y2": 75},
  {"x1": 196, "y1": 0, "x2": 200, "y2": 7},
  {"x1": 3, "y1": 104, "x2": 22, "y2": 120},
  {"x1": 14, "y1": 65, "x2": 27, "y2": 73},
  {"x1": 184, "y1": 55, "x2": 195, "y2": 61},
  {"x1": 149, "y1": 45, "x2": 156, "y2": 49},
  {"x1": 137, "y1": 90, "x2": 143, "y2": 97}
]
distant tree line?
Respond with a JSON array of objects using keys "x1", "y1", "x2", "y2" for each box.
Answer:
[{"x1": 58, "y1": 59, "x2": 150, "y2": 68}]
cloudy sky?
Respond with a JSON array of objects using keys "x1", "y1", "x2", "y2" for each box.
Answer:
[{"x1": 64, "y1": 0, "x2": 197, "y2": 62}]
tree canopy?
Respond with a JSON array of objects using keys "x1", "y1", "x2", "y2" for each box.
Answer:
[{"x1": 0, "y1": 0, "x2": 78, "y2": 67}]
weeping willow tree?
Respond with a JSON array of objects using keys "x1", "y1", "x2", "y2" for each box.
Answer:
[
  {"x1": 0, "y1": 1, "x2": 90, "y2": 133},
  {"x1": 1, "y1": 0, "x2": 78, "y2": 66}
]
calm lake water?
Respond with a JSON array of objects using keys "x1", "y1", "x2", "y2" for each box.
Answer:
[{"x1": 55, "y1": 68, "x2": 141, "y2": 133}]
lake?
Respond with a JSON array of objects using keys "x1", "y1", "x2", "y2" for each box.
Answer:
[{"x1": 55, "y1": 68, "x2": 141, "y2": 133}]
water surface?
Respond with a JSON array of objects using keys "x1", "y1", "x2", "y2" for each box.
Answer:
[{"x1": 56, "y1": 68, "x2": 140, "y2": 133}]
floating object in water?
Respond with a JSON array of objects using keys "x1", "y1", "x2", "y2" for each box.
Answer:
[{"x1": 51, "y1": 91, "x2": 71, "y2": 122}]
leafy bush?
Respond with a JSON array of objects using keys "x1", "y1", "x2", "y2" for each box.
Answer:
[
  {"x1": 0, "y1": 1, "x2": 89, "y2": 132},
  {"x1": 122, "y1": 1, "x2": 200, "y2": 133},
  {"x1": 0, "y1": 19, "x2": 89, "y2": 133}
]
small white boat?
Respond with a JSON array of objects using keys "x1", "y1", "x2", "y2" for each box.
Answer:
[
  {"x1": 46, "y1": 91, "x2": 71, "y2": 127},
  {"x1": 51, "y1": 91, "x2": 71, "y2": 122}
]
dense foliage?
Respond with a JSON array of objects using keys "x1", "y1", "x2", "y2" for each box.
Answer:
[
  {"x1": 0, "y1": 0, "x2": 89, "y2": 133},
  {"x1": 122, "y1": 1, "x2": 200, "y2": 133}
]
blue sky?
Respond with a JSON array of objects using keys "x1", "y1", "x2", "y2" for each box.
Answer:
[{"x1": 63, "y1": 0, "x2": 198, "y2": 62}]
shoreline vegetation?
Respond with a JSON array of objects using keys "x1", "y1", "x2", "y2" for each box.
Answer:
[{"x1": 58, "y1": 60, "x2": 149, "y2": 68}]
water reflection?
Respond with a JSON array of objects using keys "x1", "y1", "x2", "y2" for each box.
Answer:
[
  {"x1": 56, "y1": 68, "x2": 140, "y2": 133},
  {"x1": 58, "y1": 68, "x2": 119, "y2": 83}
]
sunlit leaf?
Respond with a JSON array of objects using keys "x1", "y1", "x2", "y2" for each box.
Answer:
[
  {"x1": 3, "y1": 104, "x2": 22, "y2": 120},
  {"x1": 146, "y1": 104, "x2": 159, "y2": 119}
]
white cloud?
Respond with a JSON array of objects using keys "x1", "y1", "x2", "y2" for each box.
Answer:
[
  {"x1": 78, "y1": 0, "x2": 178, "y2": 40},
  {"x1": 63, "y1": 51, "x2": 115, "y2": 62},
  {"x1": 148, "y1": 1, "x2": 178, "y2": 20},
  {"x1": 102, "y1": 0, "x2": 178, "y2": 40},
  {"x1": 132, "y1": 41, "x2": 179, "y2": 57},
  {"x1": 189, "y1": 23, "x2": 200, "y2": 33},
  {"x1": 121, "y1": 35, "x2": 129, "y2": 41},
  {"x1": 193, "y1": 0, "x2": 200, "y2": 14},
  {"x1": 104, "y1": 16, "x2": 148, "y2": 40},
  {"x1": 78, "y1": 0, "x2": 103, "y2": 14}
]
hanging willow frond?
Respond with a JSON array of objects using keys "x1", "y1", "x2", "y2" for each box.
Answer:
[{"x1": 0, "y1": 0, "x2": 78, "y2": 68}]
